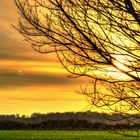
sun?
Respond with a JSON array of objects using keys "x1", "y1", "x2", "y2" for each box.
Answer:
[
  {"x1": 105, "y1": 54, "x2": 133, "y2": 81},
  {"x1": 113, "y1": 55, "x2": 130, "y2": 71}
]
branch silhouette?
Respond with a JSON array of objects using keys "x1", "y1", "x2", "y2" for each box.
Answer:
[{"x1": 14, "y1": 0, "x2": 140, "y2": 123}]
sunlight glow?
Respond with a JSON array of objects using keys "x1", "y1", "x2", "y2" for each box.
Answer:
[{"x1": 113, "y1": 55, "x2": 131, "y2": 71}]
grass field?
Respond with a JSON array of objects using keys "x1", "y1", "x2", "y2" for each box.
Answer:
[{"x1": 0, "y1": 130, "x2": 139, "y2": 140}]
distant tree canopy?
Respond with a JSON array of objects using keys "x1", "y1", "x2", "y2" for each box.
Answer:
[
  {"x1": 0, "y1": 112, "x2": 139, "y2": 130},
  {"x1": 14, "y1": 0, "x2": 140, "y2": 115}
]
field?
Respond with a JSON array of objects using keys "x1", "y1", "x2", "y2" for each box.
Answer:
[{"x1": 0, "y1": 131, "x2": 139, "y2": 140}]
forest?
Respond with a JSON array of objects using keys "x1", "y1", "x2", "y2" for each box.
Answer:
[{"x1": 0, "y1": 112, "x2": 139, "y2": 130}]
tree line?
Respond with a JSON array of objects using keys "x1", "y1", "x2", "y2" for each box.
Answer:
[{"x1": 0, "y1": 112, "x2": 139, "y2": 130}]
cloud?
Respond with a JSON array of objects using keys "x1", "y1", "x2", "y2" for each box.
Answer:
[
  {"x1": 5, "y1": 97, "x2": 80, "y2": 102},
  {"x1": 0, "y1": 1, "x2": 83, "y2": 89},
  {"x1": 0, "y1": 0, "x2": 58, "y2": 62},
  {"x1": 0, "y1": 1, "x2": 87, "y2": 115},
  {"x1": 0, "y1": 70, "x2": 80, "y2": 88},
  {"x1": 0, "y1": 31, "x2": 35, "y2": 61},
  {"x1": 0, "y1": 0, "x2": 75, "y2": 89},
  {"x1": 0, "y1": 0, "x2": 31, "y2": 61},
  {"x1": 0, "y1": 30, "x2": 58, "y2": 63}
]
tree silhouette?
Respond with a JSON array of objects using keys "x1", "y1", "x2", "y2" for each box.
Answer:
[{"x1": 14, "y1": 0, "x2": 140, "y2": 118}]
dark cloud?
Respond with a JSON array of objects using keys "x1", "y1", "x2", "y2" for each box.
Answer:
[
  {"x1": 0, "y1": 1, "x2": 71, "y2": 89},
  {"x1": 0, "y1": 30, "x2": 58, "y2": 62},
  {"x1": 0, "y1": 0, "x2": 32, "y2": 61},
  {"x1": 0, "y1": 0, "x2": 58, "y2": 62},
  {"x1": 0, "y1": 31, "x2": 34, "y2": 60},
  {"x1": 0, "y1": 70, "x2": 79, "y2": 88}
]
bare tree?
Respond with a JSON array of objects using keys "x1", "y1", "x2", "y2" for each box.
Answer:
[{"x1": 14, "y1": 0, "x2": 140, "y2": 122}]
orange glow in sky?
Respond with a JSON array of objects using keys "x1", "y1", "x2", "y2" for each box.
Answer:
[{"x1": 0, "y1": 0, "x2": 89, "y2": 115}]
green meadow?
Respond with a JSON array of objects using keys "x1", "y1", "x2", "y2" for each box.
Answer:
[{"x1": 0, "y1": 130, "x2": 139, "y2": 140}]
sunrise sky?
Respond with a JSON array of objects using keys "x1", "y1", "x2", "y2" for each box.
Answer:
[{"x1": 0, "y1": 0, "x2": 89, "y2": 115}]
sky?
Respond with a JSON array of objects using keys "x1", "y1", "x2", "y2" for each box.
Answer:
[{"x1": 0, "y1": 0, "x2": 89, "y2": 115}]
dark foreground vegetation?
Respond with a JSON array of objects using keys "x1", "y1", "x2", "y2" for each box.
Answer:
[{"x1": 0, "y1": 112, "x2": 139, "y2": 130}]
